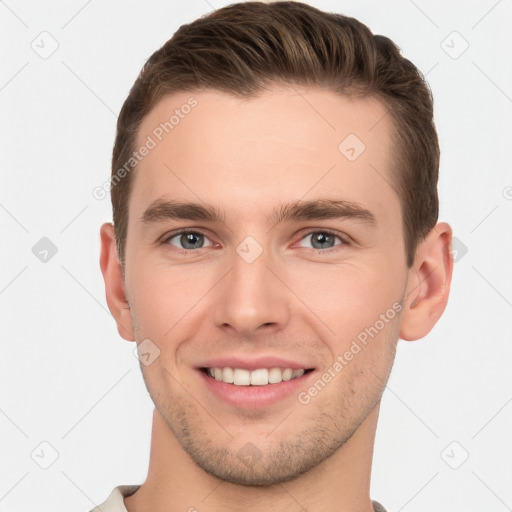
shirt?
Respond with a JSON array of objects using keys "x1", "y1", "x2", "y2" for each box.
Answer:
[{"x1": 88, "y1": 485, "x2": 389, "y2": 511}]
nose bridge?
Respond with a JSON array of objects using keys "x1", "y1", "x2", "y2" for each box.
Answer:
[{"x1": 214, "y1": 239, "x2": 289, "y2": 335}]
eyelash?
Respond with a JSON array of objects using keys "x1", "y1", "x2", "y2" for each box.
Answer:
[{"x1": 160, "y1": 228, "x2": 349, "y2": 255}]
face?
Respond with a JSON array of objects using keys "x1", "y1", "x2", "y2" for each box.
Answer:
[{"x1": 122, "y1": 86, "x2": 409, "y2": 485}]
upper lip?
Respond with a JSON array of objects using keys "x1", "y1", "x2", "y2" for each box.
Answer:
[{"x1": 198, "y1": 356, "x2": 315, "y2": 371}]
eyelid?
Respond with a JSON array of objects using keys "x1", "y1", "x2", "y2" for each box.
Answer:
[
  {"x1": 161, "y1": 228, "x2": 215, "y2": 248},
  {"x1": 160, "y1": 227, "x2": 351, "y2": 252},
  {"x1": 293, "y1": 228, "x2": 349, "y2": 250}
]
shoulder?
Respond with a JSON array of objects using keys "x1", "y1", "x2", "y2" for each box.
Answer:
[
  {"x1": 88, "y1": 485, "x2": 141, "y2": 512},
  {"x1": 372, "y1": 500, "x2": 389, "y2": 512}
]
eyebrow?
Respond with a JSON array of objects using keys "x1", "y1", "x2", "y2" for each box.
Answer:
[{"x1": 140, "y1": 198, "x2": 377, "y2": 227}]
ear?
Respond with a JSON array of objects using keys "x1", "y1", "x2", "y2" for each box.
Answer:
[
  {"x1": 99, "y1": 222, "x2": 135, "y2": 341},
  {"x1": 400, "y1": 222, "x2": 453, "y2": 341}
]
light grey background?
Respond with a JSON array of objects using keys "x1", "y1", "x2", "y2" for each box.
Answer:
[{"x1": 1, "y1": 1, "x2": 511, "y2": 511}]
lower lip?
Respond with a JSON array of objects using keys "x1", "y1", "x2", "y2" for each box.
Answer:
[{"x1": 198, "y1": 369, "x2": 315, "y2": 409}]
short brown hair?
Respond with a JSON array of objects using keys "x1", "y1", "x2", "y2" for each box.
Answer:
[{"x1": 111, "y1": 1, "x2": 439, "y2": 268}]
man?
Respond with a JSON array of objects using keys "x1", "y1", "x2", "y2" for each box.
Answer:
[{"x1": 96, "y1": 2, "x2": 453, "y2": 511}]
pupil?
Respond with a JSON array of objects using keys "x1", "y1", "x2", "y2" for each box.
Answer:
[
  {"x1": 312, "y1": 233, "x2": 333, "y2": 249},
  {"x1": 178, "y1": 233, "x2": 334, "y2": 250},
  {"x1": 182, "y1": 233, "x2": 203, "y2": 249}
]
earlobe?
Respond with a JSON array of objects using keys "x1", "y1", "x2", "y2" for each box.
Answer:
[
  {"x1": 99, "y1": 222, "x2": 135, "y2": 341},
  {"x1": 399, "y1": 222, "x2": 453, "y2": 341}
]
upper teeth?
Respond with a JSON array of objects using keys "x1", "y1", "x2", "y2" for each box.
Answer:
[{"x1": 207, "y1": 367, "x2": 305, "y2": 386}]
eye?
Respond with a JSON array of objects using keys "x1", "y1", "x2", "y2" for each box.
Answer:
[
  {"x1": 297, "y1": 230, "x2": 345, "y2": 251},
  {"x1": 164, "y1": 230, "x2": 213, "y2": 250}
]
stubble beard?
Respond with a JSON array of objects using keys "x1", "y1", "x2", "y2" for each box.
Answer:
[{"x1": 129, "y1": 304, "x2": 398, "y2": 487}]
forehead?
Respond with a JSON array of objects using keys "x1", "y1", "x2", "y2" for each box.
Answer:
[{"x1": 130, "y1": 85, "x2": 398, "y2": 225}]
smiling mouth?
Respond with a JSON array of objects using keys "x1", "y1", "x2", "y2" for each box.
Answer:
[{"x1": 200, "y1": 367, "x2": 315, "y2": 386}]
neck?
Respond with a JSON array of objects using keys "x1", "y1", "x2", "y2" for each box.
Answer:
[{"x1": 124, "y1": 404, "x2": 380, "y2": 512}]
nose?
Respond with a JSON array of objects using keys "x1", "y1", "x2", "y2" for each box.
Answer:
[{"x1": 213, "y1": 244, "x2": 290, "y2": 338}]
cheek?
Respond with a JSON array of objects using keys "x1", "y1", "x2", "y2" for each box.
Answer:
[
  {"x1": 126, "y1": 259, "x2": 216, "y2": 338},
  {"x1": 126, "y1": 244, "x2": 407, "y2": 346},
  {"x1": 284, "y1": 260, "x2": 405, "y2": 339},
  {"x1": 315, "y1": 304, "x2": 401, "y2": 404}
]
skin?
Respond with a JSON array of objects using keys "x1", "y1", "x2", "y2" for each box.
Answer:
[{"x1": 100, "y1": 85, "x2": 453, "y2": 512}]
